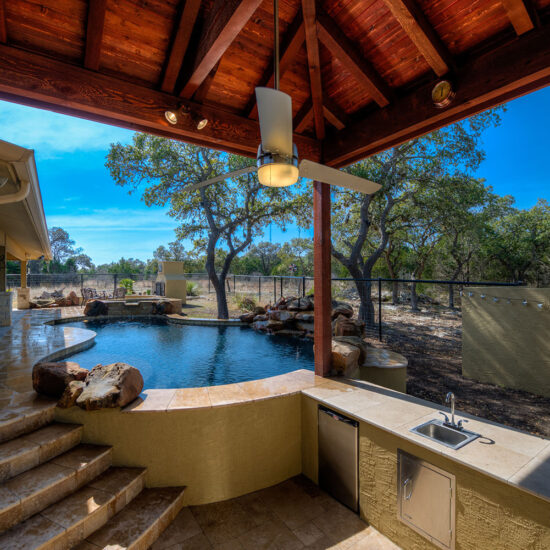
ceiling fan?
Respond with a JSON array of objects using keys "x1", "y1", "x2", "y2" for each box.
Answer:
[{"x1": 188, "y1": 1, "x2": 381, "y2": 196}]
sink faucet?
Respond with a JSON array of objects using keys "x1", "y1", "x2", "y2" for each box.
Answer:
[{"x1": 440, "y1": 392, "x2": 467, "y2": 430}]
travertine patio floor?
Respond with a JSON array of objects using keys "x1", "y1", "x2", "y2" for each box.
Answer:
[{"x1": 152, "y1": 475, "x2": 400, "y2": 550}]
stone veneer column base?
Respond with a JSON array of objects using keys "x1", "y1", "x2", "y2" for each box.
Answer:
[
  {"x1": 0, "y1": 291, "x2": 12, "y2": 326},
  {"x1": 16, "y1": 288, "x2": 30, "y2": 309}
]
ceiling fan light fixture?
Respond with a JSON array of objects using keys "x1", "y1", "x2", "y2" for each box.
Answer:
[{"x1": 258, "y1": 162, "x2": 299, "y2": 187}]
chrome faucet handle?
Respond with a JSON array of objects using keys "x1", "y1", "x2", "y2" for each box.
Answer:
[
  {"x1": 457, "y1": 419, "x2": 468, "y2": 430},
  {"x1": 439, "y1": 411, "x2": 450, "y2": 424}
]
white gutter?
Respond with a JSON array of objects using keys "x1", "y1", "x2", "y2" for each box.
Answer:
[{"x1": 0, "y1": 179, "x2": 30, "y2": 204}]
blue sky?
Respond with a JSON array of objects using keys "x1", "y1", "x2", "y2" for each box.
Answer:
[{"x1": 0, "y1": 86, "x2": 548, "y2": 264}]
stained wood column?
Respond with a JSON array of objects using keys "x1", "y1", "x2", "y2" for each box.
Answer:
[
  {"x1": 313, "y1": 181, "x2": 332, "y2": 377},
  {"x1": 0, "y1": 245, "x2": 6, "y2": 292},
  {"x1": 20, "y1": 260, "x2": 27, "y2": 288}
]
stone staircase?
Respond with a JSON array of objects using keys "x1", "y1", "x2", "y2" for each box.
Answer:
[{"x1": 0, "y1": 396, "x2": 185, "y2": 549}]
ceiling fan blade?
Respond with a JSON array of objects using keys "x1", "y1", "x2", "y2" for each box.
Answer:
[
  {"x1": 186, "y1": 166, "x2": 258, "y2": 192},
  {"x1": 255, "y1": 87, "x2": 293, "y2": 158},
  {"x1": 299, "y1": 160, "x2": 381, "y2": 194}
]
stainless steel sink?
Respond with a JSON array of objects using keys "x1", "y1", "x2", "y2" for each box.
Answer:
[{"x1": 410, "y1": 419, "x2": 480, "y2": 450}]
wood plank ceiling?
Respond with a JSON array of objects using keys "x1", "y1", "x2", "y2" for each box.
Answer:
[{"x1": 0, "y1": 0, "x2": 549, "y2": 166}]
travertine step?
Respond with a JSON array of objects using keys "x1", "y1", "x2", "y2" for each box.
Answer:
[
  {"x1": 0, "y1": 444, "x2": 112, "y2": 531},
  {"x1": 0, "y1": 467, "x2": 147, "y2": 550},
  {"x1": 0, "y1": 397, "x2": 57, "y2": 443},
  {"x1": 73, "y1": 487, "x2": 186, "y2": 550},
  {"x1": 0, "y1": 423, "x2": 83, "y2": 482}
]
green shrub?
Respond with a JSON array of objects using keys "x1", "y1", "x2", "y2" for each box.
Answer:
[
  {"x1": 186, "y1": 281, "x2": 200, "y2": 296},
  {"x1": 119, "y1": 278, "x2": 134, "y2": 293},
  {"x1": 234, "y1": 293, "x2": 256, "y2": 312}
]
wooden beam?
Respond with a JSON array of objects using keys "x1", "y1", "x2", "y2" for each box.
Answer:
[
  {"x1": 302, "y1": 0, "x2": 325, "y2": 140},
  {"x1": 193, "y1": 61, "x2": 220, "y2": 104},
  {"x1": 245, "y1": 12, "x2": 305, "y2": 118},
  {"x1": 181, "y1": 0, "x2": 263, "y2": 99},
  {"x1": 501, "y1": 0, "x2": 535, "y2": 35},
  {"x1": 381, "y1": 0, "x2": 454, "y2": 77},
  {"x1": 0, "y1": 43, "x2": 321, "y2": 162},
  {"x1": 0, "y1": 0, "x2": 7, "y2": 44},
  {"x1": 84, "y1": 0, "x2": 107, "y2": 71},
  {"x1": 325, "y1": 24, "x2": 550, "y2": 167},
  {"x1": 294, "y1": 99, "x2": 313, "y2": 134},
  {"x1": 313, "y1": 180, "x2": 332, "y2": 377},
  {"x1": 323, "y1": 97, "x2": 349, "y2": 130},
  {"x1": 317, "y1": 13, "x2": 392, "y2": 108},
  {"x1": 161, "y1": 0, "x2": 202, "y2": 93}
]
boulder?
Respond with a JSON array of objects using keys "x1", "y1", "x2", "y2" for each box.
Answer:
[
  {"x1": 57, "y1": 380, "x2": 85, "y2": 408},
  {"x1": 333, "y1": 314, "x2": 363, "y2": 337},
  {"x1": 239, "y1": 312, "x2": 255, "y2": 323},
  {"x1": 154, "y1": 300, "x2": 175, "y2": 315},
  {"x1": 253, "y1": 306, "x2": 266, "y2": 315},
  {"x1": 331, "y1": 301, "x2": 354, "y2": 319},
  {"x1": 333, "y1": 336, "x2": 368, "y2": 363},
  {"x1": 76, "y1": 362, "x2": 144, "y2": 410},
  {"x1": 296, "y1": 321, "x2": 315, "y2": 333},
  {"x1": 253, "y1": 314, "x2": 268, "y2": 322},
  {"x1": 287, "y1": 297, "x2": 314, "y2": 311},
  {"x1": 332, "y1": 340, "x2": 360, "y2": 375},
  {"x1": 295, "y1": 311, "x2": 314, "y2": 322},
  {"x1": 268, "y1": 310, "x2": 295, "y2": 322},
  {"x1": 252, "y1": 320, "x2": 269, "y2": 331},
  {"x1": 32, "y1": 361, "x2": 88, "y2": 399},
  {"x1": 266, "y1": 319, "x2": 284, "y2": 332},
  {"x1": 84, "y1": 300, "x2": 108, "y2": 317},
  {"x1": 68, "y1": 291, "x2": 79, "y2": 306}
]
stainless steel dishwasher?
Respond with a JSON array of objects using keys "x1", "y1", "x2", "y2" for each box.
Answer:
[{"x1": 318, "y1": 405, "x2": 359, "y2": 512}]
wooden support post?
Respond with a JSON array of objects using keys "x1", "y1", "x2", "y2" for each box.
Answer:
[
  {"x1": 0, "y1": 245, "x2": 6, "y2": 292},
  {"x1": 313, "y1": 181, "x2": 332, "y2": 377},
  {"x1": 20, "y1": 260, "x2": 27, "y2": 288}
]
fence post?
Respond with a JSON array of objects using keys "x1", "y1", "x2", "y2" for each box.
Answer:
[
  {"x1": 258, "y1": 276, "x2": 261, "y2": 301},
  {"x1": 113, "y1": 274, "x2": 118, "y2": 295},
  {"x1": 378, "y1": 277, "x2": 382, "y2": 342},
  {"x1": 233, "y1": 274, "x2": 236, "y2": 294},
  {"x1": 280, "y1": 276, "x2": 283, "y2": 297},
  {"x1": 273, "y1": 277, "x2": 276, "y2": 303},
  {"x1": 302, "y1": 276, "x2": 306, "y2": 297}
]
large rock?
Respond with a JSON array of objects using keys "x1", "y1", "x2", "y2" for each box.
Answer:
[
  {"x1": 76, "y1": 362, "x2": 144, "y2": 410},
  {"x1": 287, "y1": 297, "x2": 314, "y2": 311},
  {"x1": 32, "y1": 361, "x2": 88, "y2": 398},
  {"x1": 68, "y1": 291, "x2": 79, "y2": 306},
  {"x1": 333, "y1": 314, "x2": 363, "y2": 337},
  {"x1": 334, "y1": 336, "x2": 368, "y2": 364},
  {"x1": 253, "y1": 314, "x2": 268, "y2": 322},
  {"x1": 84, "y1": 300, "x2": 108, "y2": 317},
  {"x1": 332, "y1": 340, "x2": 360, "y2": 375},
  {"x1": 253, "y1": 306, "x2": 266, "y2": 315},
  {"x1": 295, "y1": 311, "x2": 314, "y2": 322},
  {"x1": 252, "y1": 320, "x2": 269, "y2": 331},
  {"x1": 331, "y1": 301, "x2": 354, "y2": 319},
  {"x1": 268, "y1": 310, "x2": 295, "y2": 323},
  {"x1": 57, "y1": 380, "x2": 85, "y2": 408},
  {"x1": 266, "y1": 319, "x2": 284, "y2": 332},
  {"x1": 153, "y1": 300, "x2": 175, "y2": 315},
  {"x1": 239, "y1": 312, "x2": 255, "y2": 323}
]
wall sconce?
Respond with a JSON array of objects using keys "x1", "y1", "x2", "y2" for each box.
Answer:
[{"x1": 165, "y1": 105, "x2": 208, "y2": 130}]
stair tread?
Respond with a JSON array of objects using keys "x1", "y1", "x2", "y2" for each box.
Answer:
[
  {"x1": 0, "y1": 467, "x2": 146, "y2": 549},
  {"x1": 75, "y1": 487, "x2": 186, "y2": 550},
  {"x1": 0, "y1": 423, "x2": 83, "y2": 482},
  {"x1": 0, "y1": 397, "x2": 56, "y2": 443},
  {"x1": 0, "y1": 444, "x2": 112, "y2": 531}
]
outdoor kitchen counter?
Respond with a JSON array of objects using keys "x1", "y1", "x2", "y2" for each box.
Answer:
[{"x1": 301, "y1": 377, "x2": 550, "y2": 505}]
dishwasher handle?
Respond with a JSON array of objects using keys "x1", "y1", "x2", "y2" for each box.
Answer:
[{"x1": 319, "y1": 405, "x2": 359, "y2": 427}]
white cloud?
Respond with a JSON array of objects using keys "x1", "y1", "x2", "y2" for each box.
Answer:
[{"x1": 0, "y1": 101, "x2": 133, "y2": 157}]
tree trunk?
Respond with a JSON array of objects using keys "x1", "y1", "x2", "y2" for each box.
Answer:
[
  {"x1": 355, "y1": 278, "x2": 375, "y2": 328},
  {"x1": 392, "y1": 281, "x2": 399, "y2": 305},
  {"x1": 410, "y1": 279, "x2": 419, "y2": 312},
  {"x1": 448, "y1": 285, "x2": 455, "y2": 309},
  {"x1": 216, "y1": 275, "x2": 229, "y2": 319}
]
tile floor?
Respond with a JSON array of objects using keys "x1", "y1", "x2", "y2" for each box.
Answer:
[{"x1": 152, "y1": 475, "x2": 400, "y2": 550}]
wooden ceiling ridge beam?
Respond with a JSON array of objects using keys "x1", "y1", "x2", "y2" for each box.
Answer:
[
  {"x1": 0, "y1": 43, "x2": 320, "y2": 162},
  {"x1": 84, "y1": 0, "x2": 108, "y2": 71},
  {"x1": 381, "y1": 0, "x2": 455, "y2": 77},
  {"x1": 324, "y1": 23, "x2": 550, "y2": 168},
  {"x1": 316, "y1": 12, "x2": 392, "y2": 108},
  {"x1": 181, "y1": 0, "x2": 263, "y2": 99},
  {"x1": 0, "y1": 0, "x2": 7, "y2": 44},
  {"x1": 302, "y1": 0, "x2": 325, "y2": 140},
  {"x1": 161, "y1": 0, "x2": 202, "y2": 93},
  {"x1": 244, "y1": 11, "x2": 305, "y2": 118},
  {"x1": 500, "y1": 0, "x2": 536, "y2": 35}
]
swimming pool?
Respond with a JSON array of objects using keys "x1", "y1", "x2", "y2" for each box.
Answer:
[{"x1": 65, "y1": 318, "x2": 314, "y2": 388}]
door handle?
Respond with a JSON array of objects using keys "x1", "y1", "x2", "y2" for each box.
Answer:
[{"x1": 403, "y1": 478, "x2": 413, "y2": 500}]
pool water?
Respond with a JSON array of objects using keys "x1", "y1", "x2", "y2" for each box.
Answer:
[{"x1": 66, "y1": 319, "x2": 314, "y2": 388}]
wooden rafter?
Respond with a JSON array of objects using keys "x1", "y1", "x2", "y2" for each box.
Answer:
[
  {"x1": 317, "y1": 13, "x2": 392, "y2": 108},
  {"x1": 161, "y1": 0, "x2": 202, "y2": 93},
  {"x1": 302, "y1": 0, "x2": 324, "y2": 140},
  {"x1": 84, "y1": 0, "x2": 107, "y2": 71},
  {"x1": 181, "y1": 0, "x2": 263, "y2": 99},
  {"x1": 244, "y1": 11, "x2": 305, "y2": 118},
  {"x1": 0, "y1": 0, "x2": 6, "y2": 44},
  {"x1": 294, "y1": 99, "x2": 313, "y2": 133},
  {"x1": 500, "y1": 0, "x2": 535, "y2": 35},
  {"x1": 381, "y1": 0, "x2": 454, "y2": 77},
  {"x1": 0, "y1": 43, "x2": 320, "y2": 162},
  {"x1": 193, "y1": 61, "x2": 221, "y2": 104},
  {"x1": 325, "y1": 24, "x2": 550, "y2": 167},
  {"x1": 323, "y1": 97, "x2": 349, "y2": 130}
]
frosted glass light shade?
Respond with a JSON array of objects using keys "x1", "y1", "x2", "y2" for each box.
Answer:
[{"x1": 257, "y1": 163, "x2": 299, "y2": 187}]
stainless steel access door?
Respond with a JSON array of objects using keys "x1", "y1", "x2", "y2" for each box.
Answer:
[{"x1": 318, "y1": 405, "x2": 359, "y2": 512}]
